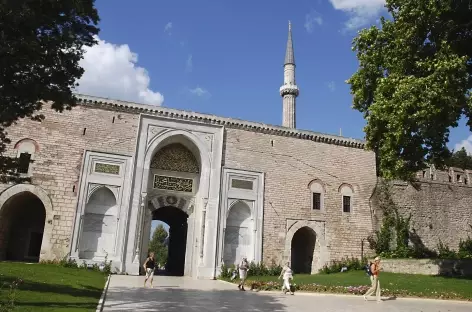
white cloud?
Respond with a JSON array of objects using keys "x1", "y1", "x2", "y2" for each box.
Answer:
[
  {"x1": 75, "y1": 36, "x2": 164, "y2": 106},
  {"x1": 164, "y1": 22, "x2": 173, "y2": 34},
  {"x1": 186, "y1": 54, "x2": 193, "y2": 73},
  {"x1": 188, "y1": 87, "x2": 210, "y2": 97},
  {"x1": 329, "y1": 0, "x2": 385, "y2": 31},
  {"x1": 304, "y1": 11, "x2": 323, "y2": 33},
  {"x1": 454, "y1": 136, "x2": 472, "y2": 154},
  {"x1": 327, "y1": 81, "x2": 336, "y2": 92}
]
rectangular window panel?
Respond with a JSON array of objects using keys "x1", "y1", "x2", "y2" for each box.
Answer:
[
  {"x1": 17, "y1": 153, "x2": 31, "y2": 174},
  {"x1": 343, "y1": 196, "x2": 351, "y2": 213},
  {"x1": 312, "y1": 192, "x2": 321, "y2": 210},
  {"x1": 153, "y1": 175, "x2": 193, "y2": 192},
  {"x1": 231, "y1": 179, "x2": 253, "y2": 190},
  {"x1": 95, "y1": 163, "x2": 120, "y2": 175}
]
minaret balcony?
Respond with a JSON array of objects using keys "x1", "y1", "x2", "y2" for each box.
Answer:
[{"x1": 279, "y1": 84, "x2": 299, "y2": 97}]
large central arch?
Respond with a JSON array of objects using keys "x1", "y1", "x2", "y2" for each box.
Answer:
[{"x1": 137, "y1": 129, "x2": 211, "y2": 278}]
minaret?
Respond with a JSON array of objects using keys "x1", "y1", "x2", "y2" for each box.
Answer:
[{"x1": 280, "y1": 21, "x2": 299, "y2": 128}]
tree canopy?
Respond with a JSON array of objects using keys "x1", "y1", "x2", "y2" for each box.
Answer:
[
  {"x1": 447, "y1": 147, "x2": 472, "y2": 170},
  {"x1": 348, "y1": 0, "x2": 472, "y2": 180},
  {"x1": 148, "y1": 224, "x2": 168, "y2": 266},
  {"x1": 0, "y1": 0, "x2": 99, "y2": 181}
]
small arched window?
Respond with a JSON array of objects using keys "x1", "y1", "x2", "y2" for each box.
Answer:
[
  {"x1": 14, "y1": 139, "x2": 39, "y2": 175},
  {"x1": 339, "y1": 184, "x2": 354, "y2": 213},
  {"x1": 309, "y1": 180, "x2": 325, "y2": 211}
]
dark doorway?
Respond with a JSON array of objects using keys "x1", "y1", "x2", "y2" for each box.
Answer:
[
  {"x1": 152, "y1": 206, "x2": 188, "y2": 276},
  {"x1": 0, "y1": 192, "x2": 46, "y2": 262},
  {"x1": 291, "y1": 227, "x2": 316, "y2": 274}
]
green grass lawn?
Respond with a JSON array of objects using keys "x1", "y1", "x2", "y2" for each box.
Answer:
[
  {"x1": 228, "y1": 271, "x2": 472, "y2": 300},
  {"x1": 0, "y1": 262, "x2": 107, "y2": 312}
]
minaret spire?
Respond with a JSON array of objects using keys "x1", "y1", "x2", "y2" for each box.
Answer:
[{"x1": 280, "y1": 21, "x2": 299, "y2": 128}]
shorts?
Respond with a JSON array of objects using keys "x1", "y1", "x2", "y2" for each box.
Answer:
[
  {"x1": 145, "y1": 268, "x2": 154, "y2": 279},
  {"x1": 239, "y1": 269, "x2": 247, "y2": 279}
]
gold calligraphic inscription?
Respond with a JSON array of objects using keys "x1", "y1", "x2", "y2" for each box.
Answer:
[
  {"x1": 95, "y1": 163, "x2": 120, "y2": 175},
  {"x1": 150, "y1": 143, "x2": 199, "y2": 173},
  {"x1": 153, "y1": 175, "x2": 193, "y2": 192}
]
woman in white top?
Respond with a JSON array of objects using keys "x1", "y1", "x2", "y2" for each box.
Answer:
[{"x1": 279, "y1": 262, "x2": 294, "y2": 295}]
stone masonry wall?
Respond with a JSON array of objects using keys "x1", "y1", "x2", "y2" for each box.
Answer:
[
  {"x1": 381, "y1": 259, "x2": 472, "y2": 277},
  {"x1": 223, "y1": 128, "x2": 378, "y2": 267},
  {"x1": 383, "y1": 180, "x2": 472, "y2": 252},
  {"x1": 0, "y1": 104, "x2": 139, "y2": 260}
]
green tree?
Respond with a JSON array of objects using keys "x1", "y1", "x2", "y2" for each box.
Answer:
[
  {"x1": 0, "y1": 0, "x2": 100, "y2": 182},
  {"x1": 447, "y1": 147, "x2": 472, "y2": 169},
  {"x1": 148, "y1": 224, "x2": 168, "y2": 266},
  {"x1": 348, "y1": 0, "x2": 472, "y2": 180}
]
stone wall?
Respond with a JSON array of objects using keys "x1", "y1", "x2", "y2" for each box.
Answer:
[
  {"x1": 0, "y1": 104, "x2": 139, "y2": 260},
  {"x1": 376, "y1": 180, "x2": 472, "y2": 252},
  {"x1": 381, "y1": 259, "x2": 472, "y2": 277},
  {"x1": 223, "y1": 128, "x2": 378, "y2": 267}
]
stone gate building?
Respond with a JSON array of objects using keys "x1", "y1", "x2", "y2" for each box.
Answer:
[{"x1": 0, "y1": 23, "x2": 470, "y2": 279}]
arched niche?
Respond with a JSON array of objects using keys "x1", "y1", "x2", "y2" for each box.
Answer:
[
  {"x1": 308, "y1": 179, "x2": 325, "y2": 211},
  {"x1": 0, "y1": 184, "x2": 53, "y2": 261},
  {"x1": 291, "y1": 226, "x2": 316, "y2": 274},
  {"x1": 223, "y1": 201, "x2": 252, "y2": 266},
  {"x1": 79, "y1": 187, "x2": 118, "y2": 260},
  {"x1": 0, "y1": 192, "x2": 46, "y2": 262}
]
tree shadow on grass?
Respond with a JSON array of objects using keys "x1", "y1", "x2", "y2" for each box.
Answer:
[{"x1": 103, "y1": 286, "x2": 288, "y2": 312}]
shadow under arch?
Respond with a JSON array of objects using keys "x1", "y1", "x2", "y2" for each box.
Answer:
[
  {"x1": 152, "y1": 206, "x2": 189, "y2": 276},
  {"x1": 0, "y1": 184, "x2": 54, "y2": 261},
  {"x1": 291, "y1": 226, "x2": 316, "y2": 274}
]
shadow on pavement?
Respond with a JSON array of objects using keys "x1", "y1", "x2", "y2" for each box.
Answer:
[{"x1": 104, "y1": 286, "x2": 288, "y2": 311}]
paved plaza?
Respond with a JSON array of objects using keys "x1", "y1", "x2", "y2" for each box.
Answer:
[{"x1": 103, "y1": 275, "x2": 472, "y2": 312}]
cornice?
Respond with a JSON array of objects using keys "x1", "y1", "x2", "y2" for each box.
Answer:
[{"x1": 74, "y1": 94, "x2": 366, "y2": 149}]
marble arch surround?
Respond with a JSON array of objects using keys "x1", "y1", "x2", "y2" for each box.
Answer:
[
  {"x1": 283, "y1": 219, "x2": 329, "y2": 273},
  {"x1": 124, "y1": 114, "x2": 224, "y2": 279}
]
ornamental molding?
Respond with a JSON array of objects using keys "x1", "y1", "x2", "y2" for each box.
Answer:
[
  {"x1": 74, "y1": 94, "x2": 366, "y2": 149},
  {"x1": 279, "y1": 85, "x2": 300, "y2": 97},
  {"x1": 148, "y1": 194, "x2": 195, "y2": 215},
  {"x1": 86, "y1": 183, "x2": 119, "y2": 204}
]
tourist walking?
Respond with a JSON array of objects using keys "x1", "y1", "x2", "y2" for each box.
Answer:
[
  {"x1": 238, "y1": 257, "x2": 249, "y2": 291},
  {"x1": 143, "y1": 252, "x2": 156, "y2": 288},
  {"x1": 279, "y1": 262, "x2": 294, "y2": 295},
  {"x1": 363, "y1": 256, "x2": 381, "y2": 302}
]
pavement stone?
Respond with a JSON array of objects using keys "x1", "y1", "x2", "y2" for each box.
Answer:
[{"x1": 103, "y1": 275, "x2": 472, "y2": 312}]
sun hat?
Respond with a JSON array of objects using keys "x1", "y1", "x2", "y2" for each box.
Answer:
[{"x1": 374, "y1": 256, "x2": 380, "y2": 261}]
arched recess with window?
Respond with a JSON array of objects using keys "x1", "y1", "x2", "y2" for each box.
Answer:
[
  {"x1": 79, "y1": 186, "x2": 118, "y2": 260},
  {"x1": 14, "y1": 138, "x2": 39, "y2": 175},
  {"x1": 223, "y1": 200, "x2": 252, "y2": 266},
  {"x1": 338, "y1": 183, "x2": 354, "y2": 213},
  {"x1": 308, "y1": 179, "x2": 325, "y2": 211}
]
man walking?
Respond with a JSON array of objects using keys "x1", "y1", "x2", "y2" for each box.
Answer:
[
  {"x1": 238, "y1": 257, "x2": 249, "y2": 291},
  {"x1": 364, "y1": 256, "x2": 381, "y2": 302}
]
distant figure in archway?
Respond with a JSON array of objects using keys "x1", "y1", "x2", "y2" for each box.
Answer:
[{"x1": 143, "y1": 252, "x2": 156, "y2": 288}]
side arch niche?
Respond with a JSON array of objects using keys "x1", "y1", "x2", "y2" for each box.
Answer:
[
  {"x1": 79, "y1": 186, "x2": 118, "y2": 260},
  {"x1": 0, "y1": 184, "x2": 53, "y2": 261},
  {"x1": 223, "y1": 201, "x2": 252, "y2": 266},
  {"x1": 291, "y1": 226, "x2": 316, "y2": 274}
]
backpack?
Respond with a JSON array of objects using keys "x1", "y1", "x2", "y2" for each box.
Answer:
[{"x1": 365, "y1": 263, "x2": 373, "y2": 276}]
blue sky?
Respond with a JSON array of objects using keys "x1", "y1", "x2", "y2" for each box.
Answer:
[{"x1": 78, "y1": 0, "x2": 472, "y2": 237}]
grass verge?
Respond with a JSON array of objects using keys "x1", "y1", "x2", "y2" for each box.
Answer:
[
  {"x1": 222, "y1": 271, "x2": 472, "y2": 301},
  {"x1": 0, "y1": 262, "x2": 107, "y2": 312}
]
